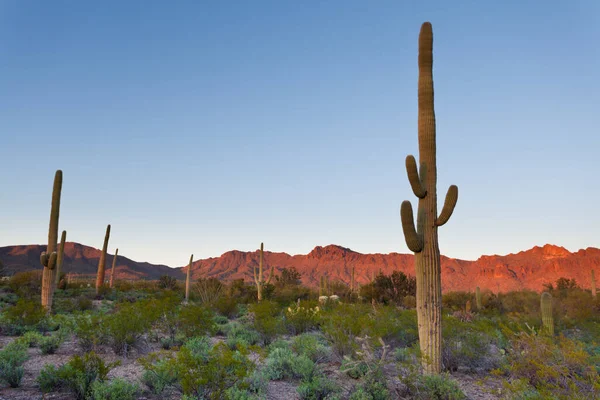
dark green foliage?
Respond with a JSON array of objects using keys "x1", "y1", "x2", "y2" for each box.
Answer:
[
  {"x1": 249, "y1": 300, "x2": 284, "y2": 345},
  {"x1": 158, "y1": 275, "x2": 178, "y2": 290},
  {"x1": 90, "y1": 378, "x2": 139, "y2": 400},
  {"x1": 275, "y1": 267, "x2": 302, "y2": 287},
  {"x1": 36, "y1": 352, "x2": 119, "y2": 400},
  {"x1": 0, "y1": 341, "x2": 28, "y2": 387},
  {"x1": 2, "y1": 299, "x2": 48, "y2": 333},
  {"x1": 8, "y1": 271, "x2": 42, "y2": 298},
  {"x1": 296, "y1": 375, "x2": 341, "y2": 400}
]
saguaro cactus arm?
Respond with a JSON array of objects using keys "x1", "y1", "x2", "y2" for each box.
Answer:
[
  {"x1": 436, "y1": 185, "x2": 458, "y2": 226},
  {"x1": 401, "y1": 201, "x2": 423, "y2": 253},
  {"x1": 55, "y1": 230, "x2": 66, "y2": 285},
  {"x1": 265, "y1": 265, "x2": 275, "y2": 284},
  {"x1": 406, "y1": 155, "x2": 426, "y2": 198}
]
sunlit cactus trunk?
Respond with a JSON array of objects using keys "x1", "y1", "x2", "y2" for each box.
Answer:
[
  {"x1": 400, "y1": 22, "x2": 458, "y2": 375},
  {"x1": 541, "y1": 292, "x2": 554, "y2": 335},
  {"x1": 109, "y1": 248, "x2": 118, "y2": 289},
  {"x1": 253, "y1": 243, "x2": 273, "y2": 301},
  {"x1": 41, "y1": 170, "x2": 63, "y2": 312},
  {"x1": 95, "y1": 224, "x2": 111, "y2": 295},
  {"x1": 54, "y1": 230, "x2": 67, "y2": 288},
  {"x1": 185, "y1": 254, "x2": 193, "y2": 303}
]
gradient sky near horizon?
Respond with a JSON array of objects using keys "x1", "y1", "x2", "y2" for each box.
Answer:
[{"x1": 1, "y1": 1, "x2": 599, "y2": 268}]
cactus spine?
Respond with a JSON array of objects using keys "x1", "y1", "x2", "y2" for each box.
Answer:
[
  {"x1": 41, "y1": 170, "x2": 62, "y2": 312},
  {"x1": 400, "y1": 22, "x2": 459, "y2": 375},
  {"x1": 253, "y1": 243, "x2": 273, "y2": 301},
  {"x1": 54, "y1": 230, "x2": 67, "y2": 287},
  {"x1": 540, "y1": 291, "x2": 554, "y2": 335},
  {"x1": 109, "y1": 248, "x2": 118, "y2": 289},
  {"x1": 475, "y1": 286, "x2": 482, "y2": 310},
  {"x1": 95, "y1": 224, "x2": 111, "y2": 295},
  {"x1": 185, "y1": 254, "x2": 193, "y2": 303},
  {"x1": 592, "y1": 270, "x2": 597, "y2": 298}
]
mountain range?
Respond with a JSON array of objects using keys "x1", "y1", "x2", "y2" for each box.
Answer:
[{"x1": 1, "y1": 243, "x2": 598, "y2": 293}]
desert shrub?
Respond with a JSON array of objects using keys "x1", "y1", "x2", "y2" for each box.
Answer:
[
  {"x1": 291, "y1": 332, "x2": 332, "y2": 363},
  {"x1": 195, "y1": 277, "x2": 225, "y2": 304},
  {"x1": 442, "y1": 291, "x2": 473, "y2": 312},
  {"x1": 500, "y1": 291, "x2": 540, "y2": 318},
  {"x1": 0, "y1": 340, "x2": 28, "y2": 387},
  {"x1": 224, "y1": 322, "x2": 261, "y2": 349},
  {"x1": 178, "y1": 303, "x2": 217, "y2": 337},
  {"x1": 249, "y1": 301, "x2": 284, "y2": 345},
  {"x1": 272, "y1": 285, "x2": 313, "y2": 305},
  {"x1": 213, "y1": 296, "x2": 240, "y2": 318},
  {"x1": 225, "y1": 369, "x2": 269, "y2": 399},
  {"x1": 8, "y1": 271, "x2": 42, "y2": 297},
  {"x1": 321, "y1": 303, "x2": 374, "y2": 358},
  {"x1": 369, "y1": 307, "x2": 418, "y2": 347},
  {"x1": 20, "y1": 330, "x2": 43, "y2": 347},
  {"x1": 90, "y1": 378, "x2": 139, "y2": 400},
  {"x1": 3, "y1": 299, "x2": 48, "y2": 332},
  {"x1": 158, "y1": 275, "x2": 178, "y2": 290},
  {"x1": 341, "y1": 357, "x2": 369, "y2": 379},
  {"x1": 442, "y1": 315, "x2": 500, "y2": 372},
  {"x1": 400, "y1": 369, "x2": 466, "y2": 400},
  {"x1": 75, "y1": 313, "x2": 104, "y2": 352},
  {"x1": 139, "y1": 353, "x2": 178, "y2": 395},
  {"x1": 169, "y1": 342, "x2": 255, "y2": 399},
  {"x1": 103, "y1": 299, "x2": 161, "y2": 356},
  {"x1": 296, "y1": 375, "x2": 341, "y2": 399},
  {"x1": 284, "y1": 300, "x2": 321, "y2": 334},
  {"x1": 348, "y1": 369, "x2": 390, "y2": 400},
  {"x1": 36, "y1": 351, "x2": 120, "y2": 400},
  {"x1": 501, "y1": 332, "x2": 600, "y2": 398},
  {"x1": 263, "y1": 347, "x2": 316, "y2": 381},
  {"x1": 556, "y1": 289, "x2": 596, "y2": 325},
  {"x1": 39, "y1": 333, "x2": 64, "y2": 355}
]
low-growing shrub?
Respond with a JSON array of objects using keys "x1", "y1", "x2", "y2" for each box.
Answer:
[
  {"x1": 3, "y1": 299, "x2": 48, "y2": 332},
  {"x1": 89, "y1": 378, "x2": 139, "y2": 400},
  {"x1": 284, "y1": 301, "x2": 321, "y2": 335},
  {"x1": 0, "y1": 340, "x2": 28, "y2": 387},
  {"x1": 263, "y1": 347, "x2": 316, "y2": 381},
  {"x1": 291, "y1": 332, "x2": 332, "y2": 363},
  {"x1": 296, "y1": 375, "x2": 341, "y2": 400},
  {"x1": 249, "y1": 301, "x2": 284, "y2": 345}
]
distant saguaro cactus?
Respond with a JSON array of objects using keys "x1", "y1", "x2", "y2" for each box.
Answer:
[
  {"x1": 253, "y1": 243, "x2": 273, "y2": 301},
  {"x1": 95, "y1": 224, "x2": 111, "y2": 295},
  {"x1": 475, "y1": 286, "x2": 482, "y2": 310},
  {"x1": 185, "y1": 254, "x2": 193, "y2": 303},
  {"x1": 55, "y1": 230, "x2": 67, "y2": 287},
  {"x1": 109, "y1": 248, "x2": 118, "y2": 289},
  {"x1": 592, "y1": 270, "x2": 597, "y2": 298},
  {"x1": 541, "y1": 291, "x2": 554, "y2": 336},
  {"x1": 400, "y1": 22, "x2": 459, "y2": 375},
  {"x1": 41, "y1": 170, "x2": 63, "y2": 312}
]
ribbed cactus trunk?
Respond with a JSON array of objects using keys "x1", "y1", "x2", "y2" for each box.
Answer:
[
  {"x1": 400, "y1": 22, "x2": 459, "y2": 375},
  {"x1": 185, "y1": 254, "x2": 193, "y2": 303},
  {"x1": 54, "y1": 230, "x2": 67, "y2": 287},
  {"x1": 592, "y1": 270, "x2": 597, "y2": 298},
  {"x1": 95, "y1": 224, "x2": 111, "y2": 295},
  {"x1": 475, "y1": 286, "x2": 482, "y2": 310},
  {"x1": 109, "y1": 248, "x2": 118, "y2": 289},
  {"x1": 41, "y1": 170, "x2": 63, "y2": 312},
  {"x1": 253, "y1": 243, "x2": 273, "y2": 302},
  {"x1": 541, "y1": 292, "x2": 554, "y2": 335}
]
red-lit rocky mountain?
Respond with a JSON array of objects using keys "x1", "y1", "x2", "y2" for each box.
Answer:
[{"x1": 1, "y1": 243, "x2": 598, "y2": 293}]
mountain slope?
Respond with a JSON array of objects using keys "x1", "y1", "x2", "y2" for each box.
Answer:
[{"x1": 1, "y1": 243, "x2": 598, "y2": 293}]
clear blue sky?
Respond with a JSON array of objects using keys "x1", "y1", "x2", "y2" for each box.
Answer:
[{"x1": 1, "y1": 1, "x2": 599, "y2": 267}]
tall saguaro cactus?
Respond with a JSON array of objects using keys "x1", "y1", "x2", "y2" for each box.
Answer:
[
  {"x1": 41, "y1": 170, "x2": 63, "y2": 312},
  {"x1": 185, "y1": 254, "x2": 193, "y2": 303},
  {"x1": 95, "y1": 224, "x2": 111, "y2": 295},
  {"x1": 475, "y1": 286, "x2": 482, "y2": 310},
  {"x1": 400, "y1": 22, "x2": 459, "y2": 375},
  {"x1": 55, "y1": 230, "x2": 67, "y2": 287},
  {"x1": 253, "y1": 243, "x2": 274, "y2": 301},
  {"x1": 541, "y1": 292, "x2": 554, "y2": 335},
  {"x1": 592, "y1": 270, "x2": 597, "y2": 298},
  {"x1": 109, "y1": 248, "x2": 118, "y2": 289}
]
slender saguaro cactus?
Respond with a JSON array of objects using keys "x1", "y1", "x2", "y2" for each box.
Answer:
[
  {"x1": 41, "y1": 170, "x2": 63, "y2": 312},
  {"x1": 592, "y1": 270, "x2": 597, "y2": 298},
  {"x1": 109, "y1": 248, "x2": 118, "y2": 289},
  {"x1": 95, "y1": 224, "x2": 111, "y2": 295},
  {"x1": 253, "y1": 243, "x2": 274, "y2": 301},
  {"x1": 475, "y1": 286, "x2": 482, "y2": 310},
  {"x1": 400, "y1": 22, "x2": 459, "y2": 375},
  {"x1": 185, "y1": 254, "x2": 193, "y2": 303},
  {"x1": 54, "y1": 230, "x2": 67, "y2": 287},
  {"x1": 540, "y1": 292, "x2": 554, "y2": 335}
]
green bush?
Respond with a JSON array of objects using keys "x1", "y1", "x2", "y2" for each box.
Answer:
[
  {"x1": 249, "y1": 301, "x2": 284, "y2": 345},
  {"x1": 178, "y1": 303, "x2": 217, "y2": 338},
  {"x1": 3, "y1": 299, "x2": 48, "y2": 331},
  {"x1": 291, "y1": 333, "x2": 332, "y2": 363},
  {"x1": 401, "y1": 371, "x2": 466, "y2": 400},
  {"x1": 39, "y1": 334, "x2": 63, "y2": 355},
  {"x1": 442, "y1": 315, "x2": 500, "y2": 372},
  {"x1": 75, "y1": 313, "x2": 104, "y2": 352},
  {"x1": 224, "y1": 322, "x2": 261, "y2": 349},
  {"x1": 90, "y1": 378, "x2": 139, "y2": 400},
  {"x1": 320, "y1": 304, "x2": 373, "y2": 358},
  {"x1": 296, "y1": 375, "x2": 341, "y2": 400},
  {"x1": 139, "y1": 353, "x2": 178, "y2": 395},
  {"x1": 348, "y1": 370, "x2": 390, "y2": 400},
  {"x1": 103, "y1": 299, "x2": 160, "y2": 356},
  {"x1": 284, "y1": 300, "x2": 322, "y2": 334},
  {"x1": 19, "y1": 331, "x2": 43, "y2": 347},
  {"x1": 263, "y1": 347, "x2": 316, "y2": 381},
  {"x1": 36, "y1": 351, "x2": 120, "y2": 400},
  {"x1": 0, "y1": 340, "x2": 28, "y2": 387}
]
